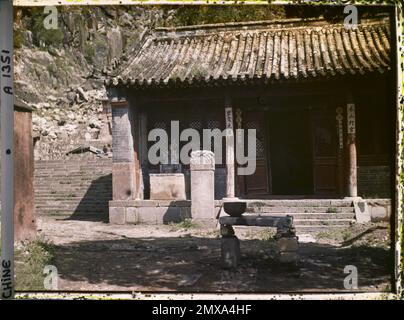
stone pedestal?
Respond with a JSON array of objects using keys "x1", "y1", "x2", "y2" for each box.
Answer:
[
  {"x1": 276, "y1": 236, "x2": 299, "y2": 264},
  {"x1": 190, "y1": 150, "x2": 215, "y2": 224},
  {"x1": 109, "y1": 100, "x2": 135, "y2": 224},
  {"x1": 221, "y1": 236, "x2": 240, "y2": 269},
  {"x1": 150, "y1": 173, "x2": 186, "y2": 200}
]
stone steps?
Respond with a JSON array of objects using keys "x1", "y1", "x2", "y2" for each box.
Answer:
[
  {"x1": 293, "y1": 218, "x2": 353, "y2": 226},
  {"x1": 35, "y1": 159, "x2": 112, "y2": 217},
  {"x1": 243, "y1": 199, "x2": 355, "y2": 231},
  {"x1": 294, "y1": 225, "x2": 348, "y2": 233},
  {"x1": 245, "y1": 199, "x2": 353, "y2": 207},
  {"x1": 246, "y1": 206, "x2": 354, "y2": 213},
  {"x1": 244, "y1": 212, "x2": 354, "y2": 220},
  {"x1": 39, "y1": 209, "x2": 108, "y2": 215}
]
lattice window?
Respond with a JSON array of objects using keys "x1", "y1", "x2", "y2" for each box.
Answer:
[
  {"x1": 206, "y1": 120, "x2": 221, "y2": 130},
  {"x1": 189, "y1": 120, "x2": 202, "y2": 131},
  {"x1": 152, "y1": 121, "x2": 168, "y2": 130},
  {"x1": 245, "y1": 120, "x2": 265, "y2": 158}
]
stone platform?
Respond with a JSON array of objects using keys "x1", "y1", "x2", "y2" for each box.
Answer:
[
  {"x1": 108, "y1": 199, "x2": 391, "y2": 231},
  {"x1": 219, "y1": 215, "x2": 299, "y2": 268}
]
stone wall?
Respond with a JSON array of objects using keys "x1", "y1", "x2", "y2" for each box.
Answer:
[
  {"x1": 35, "y1": 155, "x2": 112, "y2": 220},
  {"x1": 143, "y1": 167, "x2": 226, "y2": 201},
  {"x1": 358, "y1": 165, "x2": 391, "y2": 198},
  {"x1": 109, "y1": 200, "x2": 223, "y2": 225}
]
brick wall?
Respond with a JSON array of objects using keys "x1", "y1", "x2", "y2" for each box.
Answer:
[
  {"x1": 35, "y1": 155, "x2": 112, "y2": 220},
  {"x1": 358, "y1": 165, "x2": 391, "y2": 198}
]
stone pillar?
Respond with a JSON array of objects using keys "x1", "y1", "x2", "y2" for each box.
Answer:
[
  {"x1": 190, "y1": 150, "x2": 215, "y2": 224},
  {"x1": 99, "y1": 100, "x2": 112, "y2": 144},
  {"x1": 220, "y1": 225, "x2": 240, "y2": 269},
  {"x1": 110, "y1": 99, "x2": 135, "y2": 224},
  {"x1": 224, "y1": 95, "x2": 236, "y2": 199},
  {"x1": 346, "y1": 102, "x2": 358, "y2": 198}
]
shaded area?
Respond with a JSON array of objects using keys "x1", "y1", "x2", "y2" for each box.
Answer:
[
  {"x1": 341, "y1": 226, "x2": 388, "y2": 247},
  {"x1": 50, "y1": 236, "x2": 392, "y2": 292},
  {"x1": 67, "y1": 174, "x2": 112, "y2": 222}
]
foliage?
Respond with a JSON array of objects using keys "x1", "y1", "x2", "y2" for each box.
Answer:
[
  {"x1": 13, "y1": 29, "x2": 24, "y2": 49},
  {"x1": 157, "y1": 5, "x2": 286, "y2": 27},
  {"x1": 169, "y1": 218, "x2": 198, "y2": 231},
  {"x1": 29, "y1": 8, "x2": 64, "y2": 48},
  {"x1": 84, "y1": 43, "x2": 96, "y2": 63},
  {"x1": 14, "y1": 240, "x2": 55, "y2": 291}
]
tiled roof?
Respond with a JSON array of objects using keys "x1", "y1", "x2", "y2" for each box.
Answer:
[{"x1": 107, "y1": 16, "x2": 391, "y2": 88}]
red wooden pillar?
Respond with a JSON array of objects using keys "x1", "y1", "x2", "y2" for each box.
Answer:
[
  {"x1": 14, "y1": 102, "x2": 36, "y2": 241},
  {"x1": 346, "y1": 102, "x2": 358, "y2": 198}
]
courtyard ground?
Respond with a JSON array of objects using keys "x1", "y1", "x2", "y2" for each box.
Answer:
[{"x1": 15, "y1": 216, "x2": 392, "y2": 293}]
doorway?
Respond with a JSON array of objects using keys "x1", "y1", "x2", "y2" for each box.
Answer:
[{"x1": 269, "y1": 108, "x2": 313, "y2": 195}]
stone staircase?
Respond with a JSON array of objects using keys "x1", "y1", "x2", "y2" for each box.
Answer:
[
  {"x1": 244, "y1": 199, "x2": 356, "y2": 233},
  {"x1": 34, "y1": 158, "x2": 112, "y2": 220}
]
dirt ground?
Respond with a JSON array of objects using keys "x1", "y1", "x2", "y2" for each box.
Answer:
[{"x1": 31, "y1": 216, "x2": 393, "y2": 293}]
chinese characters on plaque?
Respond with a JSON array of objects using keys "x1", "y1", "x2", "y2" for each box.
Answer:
[{"x1": 347, "y1": 103, "x2": 355, "y2": 135}]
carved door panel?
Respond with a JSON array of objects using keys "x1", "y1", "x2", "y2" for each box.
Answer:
[
  {"x1": 311, "y1": 111, "x2": 338, "y2": 196},
  {"x1": 238, "y1": 111, "x2": 270, "y2": 196}
]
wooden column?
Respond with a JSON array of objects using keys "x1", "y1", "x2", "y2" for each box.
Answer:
[
  {"x1": 14, "y1": 103, "x2": 36, "y2": 242},
  {"x1": 138, "y1": 110, "x2": 148, "y2": 200},
  {"x1": 346, "y1": 102, "x2": 358, "y2": 198},
  {"x1": 224, "y1": 95, "x2": 235, "y2": 199},
  {"x1": 336, "y1": 107, "x2": 344, "y2": 197}
]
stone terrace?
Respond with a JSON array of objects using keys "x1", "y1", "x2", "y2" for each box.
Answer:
[{"x1": 34, "y1": 158, "x2": 112, "y2": 221}]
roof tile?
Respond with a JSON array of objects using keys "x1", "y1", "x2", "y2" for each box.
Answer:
[{"x1": 107, "y1": 17, "x2": 392, "y2": 88}]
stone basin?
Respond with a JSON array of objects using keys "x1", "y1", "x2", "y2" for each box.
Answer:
[{"x1": 223, "y1": 201, "x2": 247, "y2": 217}]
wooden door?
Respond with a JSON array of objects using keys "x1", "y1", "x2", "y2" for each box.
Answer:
[
  {"x1": 311, "y1": 110, "x2": 338, "y2": 196},
  {"x1": 238, "y1": 111, "x2": 270, "y2": 196}
]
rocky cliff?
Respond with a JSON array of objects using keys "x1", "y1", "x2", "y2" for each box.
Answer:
[{"x1": 14, "y1": 6, "x2": 175, "y2": 159}]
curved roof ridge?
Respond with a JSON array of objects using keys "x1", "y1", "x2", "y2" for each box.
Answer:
[
  {"x1": 106, "y1": 14, "x2": 391, "y2": 89},
  {"x1": 154, "y1": 15, "x2": 390, "y2": 34}
]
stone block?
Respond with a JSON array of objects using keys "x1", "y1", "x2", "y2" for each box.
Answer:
[
  {"x1": 180, "y1": 207, "x2": 192, "y2": 219},
  {"x1": 173, "y1": 200, "x2": 191, "y2": 207},
  {"x1": 138, "y1": 206, "x2": 184, "y2": 224},
  {"x1": 191, "y1": 152, "x2": 215, "y2": 220},
  {"x1": 278, "y1": 251, "x2": 298, "y2": 264},
  {"x1": 137, "y1": 207, "x2": 158, "y2": 224},
  {"x1": 276, "y1": 237, "x2": 299, "y2": 252},
  {"x1": 125, "y1": 207, "x2": 139, "y2": 224},
  {"x1": 160, "y1": 207, "x2": 182, "y2": 224},
  {"x1": 112, "y1": 162, "x2": 134, "y2": 200},
  {"x1": 368, "y1": 201, "x2": 391, "y2": 222},
  {"x1": 150, "y1": 173, "x2": 186, "y2": 200},
  {"x1": 354, "y1": 200, "x2": 371, "y2": 224},
  {"x1": 109, "y1": 207, "x2": 126, "y2": 225},
  {"x1": 221, "y1": 236, "x2": 240, "y2": 269},
  {"x1": 220, "y1": 225, "x2": 235, "y2": 237}
]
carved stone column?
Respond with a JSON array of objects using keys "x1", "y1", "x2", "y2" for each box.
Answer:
[
  {"x1": 190, "y1": 150, "x2": 215, "y2": 224},
  {"x1": 224, "y1": 95, "x2": 235, "y2": 199},
  {"x1": 109, "y1": 99, "x2": 135, "y2": 224}
]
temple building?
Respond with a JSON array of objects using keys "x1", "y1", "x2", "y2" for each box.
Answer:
[{"x1": 105, "y1": 16, "x2": 394, "y2": 226}]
